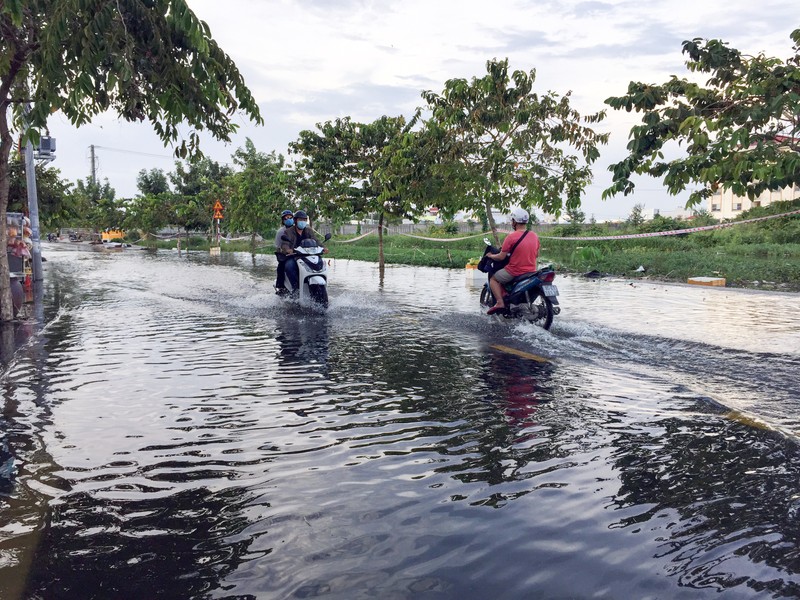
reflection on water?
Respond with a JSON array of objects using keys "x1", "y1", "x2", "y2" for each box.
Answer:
[{"x1": 0, "y1": 247, "x2": 797, "y2": 599}]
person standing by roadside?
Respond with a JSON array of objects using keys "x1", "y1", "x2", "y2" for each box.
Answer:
[
  {"x1": 274, "y1": 209, "x2": 294, "y2": 295},
  {"x1": 484, "y1": 208, "x2": 540, "y2": 315}
]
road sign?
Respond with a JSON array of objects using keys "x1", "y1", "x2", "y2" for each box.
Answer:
[
  {"x1": 213, "y1": 211, "x2": 224, "y2": 220},
  {"x1": 213, "y1": 201, "x2": 224, "y2": 211}
]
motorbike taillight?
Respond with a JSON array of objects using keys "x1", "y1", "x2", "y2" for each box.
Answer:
[{"x1": 539, "y1": 270, "x2": 555, "y2": 283}]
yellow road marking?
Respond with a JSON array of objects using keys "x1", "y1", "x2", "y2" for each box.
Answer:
[
  {"x1": 723, "y1": 411, "x2": 771, "y2": 431},
  {"x1": 490, "y1": 344, "x2": 551, "y2": 363}
]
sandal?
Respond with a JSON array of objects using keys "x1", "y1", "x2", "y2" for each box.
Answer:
[{"x1": 487, "y1": 305, "x2": 505, "y2": 315}]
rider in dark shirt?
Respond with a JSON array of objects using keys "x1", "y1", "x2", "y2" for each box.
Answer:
[
  {"x1": 280, "y1": 210, "x2": 326, "y2": 291},
  {"x1": 274, "y1": 209, "x2": 294, "y2": 294}
]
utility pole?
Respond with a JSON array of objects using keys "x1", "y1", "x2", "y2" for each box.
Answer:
[
  {"x1": 90, "y1": 144, "x2": 97, "y2": 186},
  {"x1": 23, "y1": 138, "x2": 43, "y2": 282},
  {"x1": 20, "y1": 105, "x2": 47, "y2": 284}
]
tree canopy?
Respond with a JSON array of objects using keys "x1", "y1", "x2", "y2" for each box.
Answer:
[
  {"x1": 604, "y1": 28, "x2": 800, "y2": 206},
  {"x1": 7, "y1": 162, "x2": 73, "y2": 230},
  {"x1": 226, "y1": 139, "x2": 290, "y2": 252},
  {"x1": 290, "y1": 115, "x2": 412, "y2": 268},
  {"x1": 422, "y1": 58, "x2": 608, "y2": 240},
  {"x1": 0, "y1": 0, "x2": 262, "y2": 320}
]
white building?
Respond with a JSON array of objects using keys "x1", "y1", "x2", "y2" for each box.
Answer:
[{"x1": 709, "y1": 184, "x2": 800, "y2": 220}]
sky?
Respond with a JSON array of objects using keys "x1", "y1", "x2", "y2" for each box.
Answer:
[{"x1": 44, "y1": 0, "x2": 799, "y2": 221}]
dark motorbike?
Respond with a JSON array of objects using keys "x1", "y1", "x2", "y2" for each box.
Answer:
[{"x1": 477, "y1": 238, "x2": 560, "y2": 329}]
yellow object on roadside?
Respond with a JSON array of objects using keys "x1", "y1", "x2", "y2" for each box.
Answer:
[
  {"x1": 101, "y1": 230, "x2": 125, "y2": 241},
  {"x1": 687, "y1": 276, "x2": 726, "y2": 287}
]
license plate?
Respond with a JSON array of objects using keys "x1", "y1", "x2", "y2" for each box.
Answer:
[{"x1": 541, "y1": 284, "x2": 559, "y2": 297}]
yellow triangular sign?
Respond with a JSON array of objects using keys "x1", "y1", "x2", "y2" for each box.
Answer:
[{"x1": 213, "y1": 201, "x2": 224, "y2": 211}]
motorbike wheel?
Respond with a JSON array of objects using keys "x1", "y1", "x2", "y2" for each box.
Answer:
[
  {"x1": 479, "y1": 285, "x2": 495, "y2": 307},
  {"x1": 309, "y1": 284, "x2": 328, "y2": 308},
  {"x1": 526, "y1": 289, "x2": 554, "y2": 330}
]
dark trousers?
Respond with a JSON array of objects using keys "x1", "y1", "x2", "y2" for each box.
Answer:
[
  {"x1": 284, "y1": 257, "x2": 300, "y2": 289},
  {"x1": 275, "y1": 253, "x2": 287, "y2": 288}
]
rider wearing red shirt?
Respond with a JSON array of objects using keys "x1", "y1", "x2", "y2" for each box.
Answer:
[{"x1": 486, "y1": 208, "x2": 540, "y2": 315}]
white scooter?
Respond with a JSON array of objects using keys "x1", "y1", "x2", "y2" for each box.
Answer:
[{"x1": 281, "y1": 233, "x2": 331, "y2": 308}]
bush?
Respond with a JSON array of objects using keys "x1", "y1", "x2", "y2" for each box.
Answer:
[
  {"x1": 425, "y1": 222, "x2": 460, "y2": 236},
  {"x1": 638, "y1": 215, "x2": 683, "y2": 233},
  {"x1": 770, "y1": 220, "x2": 800, "y2": 244},
  {"x1": 552, "y1": 223, "x2": 583, "y2": 237}
]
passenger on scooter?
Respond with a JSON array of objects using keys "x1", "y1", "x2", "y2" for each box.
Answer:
[
  {"x1": 280, "y1": 210, "x2": 328, "y2": 293},
  {"x1": 485, "y1": 208, "x2": 540, "y2": 315},
  {"x1": 274, "y1": 209, "x2": 294, "y2": 295}
]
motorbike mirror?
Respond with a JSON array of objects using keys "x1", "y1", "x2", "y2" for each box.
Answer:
[{"x1": 324, "y1": 232, "x2": 331, "y2": 241}]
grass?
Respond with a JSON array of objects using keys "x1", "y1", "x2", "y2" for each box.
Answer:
[
  {"x1": 543, "y1": 238, "x2": 800, "y2": 290},
  {"x1": 324, "y1": 228, "x2": 800, "y2": 291}
]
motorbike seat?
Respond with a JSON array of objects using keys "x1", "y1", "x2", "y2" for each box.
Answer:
[{"x1": 504, "y1": 270, "x2": 539, "y2": 287}]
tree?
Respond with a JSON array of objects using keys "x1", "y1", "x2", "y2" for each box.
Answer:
[
  {"x1": 122, "y1": 169, "x2": 174, "y2": 236},
  {"x1": 0, "y1": 0, "x2": 261, "y2": 321},
  {"x1": 377, "y1": 115, "x2": 470, "y2": 225},
  {"x1": 123, "y1": 192, "x2": 174, "y2": 237},
  {"x1": 566, "y1": 207, "x2": 585, "y2": 225},
  {"x1": 71, "y1": 177, "x2": 121, "y2": 230},
  {"x1": 691, "y1": 208, "x2": 717, "y2": 226},
  {"x1": 291, "y1": 116, "x2": 410, "y2": 269},
  {"x1": 169, "y1": 158, "x2": 232, "y2": 239},
  {"x1": 604, "y1": 29, "x2": 800, "y2": 207},
  {"x1": 290, "y1": 118, "x2": 367, "y2": 223},
  {"x1": 561, "y1": 206, "x2": 586, "y2": 236},
  {"x1": 7, "y1": 162, "x2": 73, "y2": 231},
  {"x1": 136, "y1": 169, "x2": 170, "y2": 196},
  {"x1": 627, "y1": 203, "x2": 645, "y2": 228},
  {"x1": 226, "y1": 139, "x2": 290, "y2": 254},
  {"x1": 169, "y1": 158, "x2": 232, "y2": 199},
  {"x1": 422, "y1": 58, "x2": 609, "y2": 243}
]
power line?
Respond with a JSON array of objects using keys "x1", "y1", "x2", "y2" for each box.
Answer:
[{"x1": 92, "y1": 145, "x2": 174, "y2": 159}]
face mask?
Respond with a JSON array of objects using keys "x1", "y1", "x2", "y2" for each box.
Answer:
[
  {"x1": 284, "y1": 218, "x2": 294, "y2": 227},
  {"x1": 296, "y1": 220, "x2": 308, "y2": 230}
]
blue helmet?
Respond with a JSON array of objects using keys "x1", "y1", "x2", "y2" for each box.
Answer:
[
  {"x1": 294, "y1": 210, "x2": 308, "y2": 220},
  {"x1": 280, "y1": 209, "x2": 293, "y2": 219}
]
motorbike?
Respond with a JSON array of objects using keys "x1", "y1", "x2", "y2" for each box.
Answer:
[
  {"x1": 478, "y1": 238, "x2": 560, "y2": 329},
  {"x1": 280, "y1": 233, "x2": 332, "y2": 308}
]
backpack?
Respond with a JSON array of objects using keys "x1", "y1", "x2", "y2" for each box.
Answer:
[{"x1": 476, "y1": 231, "x2": 529, "y2": 275}]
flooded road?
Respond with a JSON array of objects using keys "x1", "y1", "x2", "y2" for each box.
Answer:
[{"x1": 0, "y1": 246, "x2": 799, "y2": 599}]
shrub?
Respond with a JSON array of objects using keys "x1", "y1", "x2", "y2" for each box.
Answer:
[{"x1": 638, "y1": 215, "x2": 683, "y2": 233}]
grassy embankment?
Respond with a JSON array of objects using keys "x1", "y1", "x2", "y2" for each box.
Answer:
[
  {"x1": 136, "y1": 201, "x2": 800, "y2": 291},
  {"x1": 326, "y1": 201, "x2": 800, "y2": 291}
]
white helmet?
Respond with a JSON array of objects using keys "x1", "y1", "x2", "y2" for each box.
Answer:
[{"x1": 510, "y1": 208, "x2": 529, "y2": 224}]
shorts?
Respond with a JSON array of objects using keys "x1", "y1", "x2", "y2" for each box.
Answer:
[{"x1": 493, "y1": 268, "x2": 514, "y2": 285}]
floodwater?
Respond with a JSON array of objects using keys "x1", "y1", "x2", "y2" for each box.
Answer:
[{"x1": 0, "y1": 245, "x2": 799, "y2": 599}]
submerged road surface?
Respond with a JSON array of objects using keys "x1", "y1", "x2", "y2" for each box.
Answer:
[{"x1": 0, "y1": 246, "x2": 798, "y2": 599}]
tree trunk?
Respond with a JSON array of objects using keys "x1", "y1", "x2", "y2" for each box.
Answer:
[
  {"x1": 0, "y1": 107, "x2": 16, "y2": 322},
  {"x1": 378, "y1": 211, "x2": 385, "y2": 271},
  {"x1": 484, "y1": 198, "x2": 500, "y2": 246},
  {"x1": 250, "y1": 231, "x2": 256, "y2": 257}
]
